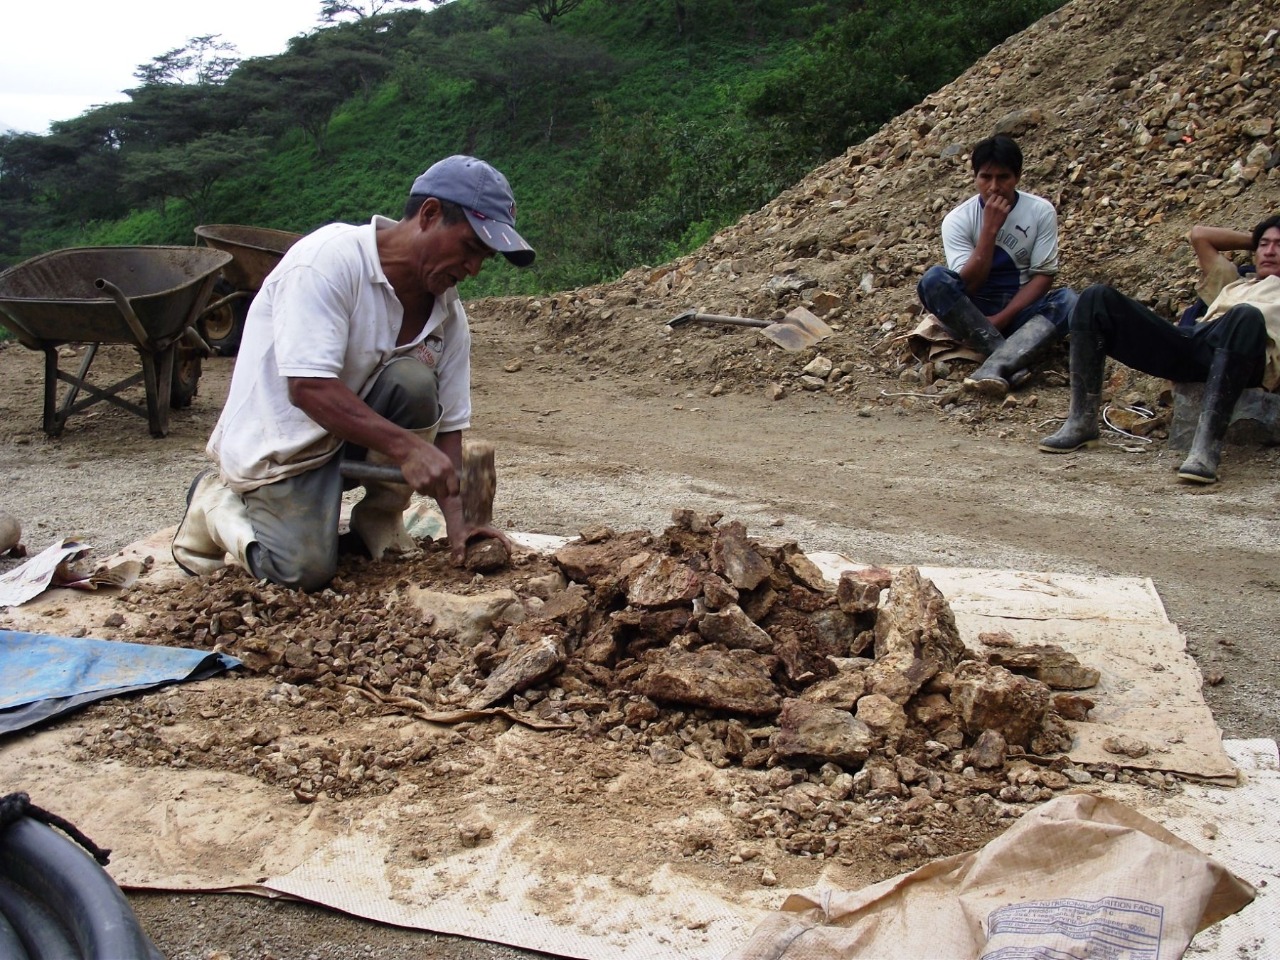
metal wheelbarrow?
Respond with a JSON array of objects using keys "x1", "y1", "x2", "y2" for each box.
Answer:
[
  {"x1": 194, "y1": 224, "x2": 302, "y2": 356},
  {"x1": 0, "y1": 245, "x2": 233, "y2": 437}
]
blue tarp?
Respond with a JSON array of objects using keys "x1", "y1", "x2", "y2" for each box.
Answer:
[{"x1": 0, "y1": 630, "x2": 240, "y2": 735}]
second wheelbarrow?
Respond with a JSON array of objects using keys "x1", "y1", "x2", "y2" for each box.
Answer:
[
  {"x1": 0, "y1": 245, "x2": 232, "y2": 437},
  {"x1": 194, "y1": 224, "x2": 302, "y2": 356}
]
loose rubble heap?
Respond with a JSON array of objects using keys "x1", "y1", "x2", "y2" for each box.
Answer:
[
  {"x1": 476, "y1": 0, "x2": 1280, "y2": 439},
  {"x1": 80, "y1": 510, "x2": 1184, "y2": 870}
]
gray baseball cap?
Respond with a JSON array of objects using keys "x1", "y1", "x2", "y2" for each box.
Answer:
[{"x1": 410, "y1": 155, "x2": 535, "y2": 267}]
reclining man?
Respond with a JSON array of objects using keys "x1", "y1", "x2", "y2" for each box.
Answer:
[
  {"x1": 917, "y1": 134, "x2": 1077, "y2": 397},
  {"x1": 1039, "y1": 216, "x2": 1280, "y2": 485},
  {"x1": 173, "y1": 155, "x2": 533, "y2": 590}
]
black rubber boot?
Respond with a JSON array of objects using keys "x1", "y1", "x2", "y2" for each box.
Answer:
[
  {"x1": 1176, "y1": 350, "x2": 1251, "y2": 485},
  {"x1": 1038, "y1": 327, "x2": 1106, "y2": 453},
  {"x1": 965, "y1": 315, "x2": 1058, "y2": 398},
  {"x1": 939, "y1": 298, "x2": 1005, "y2": 357}
]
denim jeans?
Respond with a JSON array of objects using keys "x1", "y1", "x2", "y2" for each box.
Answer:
[{"x1": 917, "y1": 265, "x2": 1078, "y2": 335}]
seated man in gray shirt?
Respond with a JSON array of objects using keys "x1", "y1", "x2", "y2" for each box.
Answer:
[{"x1": 917, "y1": 134, "x2": 1077, "y2": 397}]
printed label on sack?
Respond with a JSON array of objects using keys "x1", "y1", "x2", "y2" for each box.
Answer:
[{"x1": 982, "y1": 896, "x2": 1163, "y2": 959}]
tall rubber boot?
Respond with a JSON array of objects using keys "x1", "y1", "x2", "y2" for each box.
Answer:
[
  {"x1": 350, "y1": 419, "x2": 441, "y2": 560},
  {"x1": 938, "y1": 297, "x2": 1005, "y2": 357},
  {"x1": 964, "y1": 315, "x2": 1058, "y2": 398},
  {"x1": 1038, "y1": 327, "x2": 1107, "y2": 453},
  {"x1": 172, "y1": 469, "x2": 257, "y2": 575},
  {"x1": 1176, "y1": 350, "x2": 1251, "y2": 485}
]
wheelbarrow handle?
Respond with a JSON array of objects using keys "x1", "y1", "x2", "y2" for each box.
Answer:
[
  {"x1": 339, "y1": 461, "x2": 406, "y2": 484},
  {"x1": 95, "y1": 278, "x2": 153, "y2": 349}
]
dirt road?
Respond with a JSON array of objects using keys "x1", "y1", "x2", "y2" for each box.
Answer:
[{"x1": 1, "y1": 328, "x2": 1276, "y2": 957}]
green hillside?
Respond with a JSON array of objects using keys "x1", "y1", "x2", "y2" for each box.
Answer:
[{"x1": 0, "y1": 0, "x2": 1063, "y2": 296}]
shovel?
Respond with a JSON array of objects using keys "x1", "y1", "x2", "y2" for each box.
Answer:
[{"x1": 666, "y1": 306, "x2": 833, "y2": 351}]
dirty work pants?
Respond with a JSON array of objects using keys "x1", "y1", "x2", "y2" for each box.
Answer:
[
  {"x1": 1071, "y1": 284, "x2": 1267, "y2": 384},
  {"x1": 916, "y1": 265, "x2": 1078, "y2": 335},
  {"x1": 243, "y1": 358, "x2": 442, "y2": 592}
]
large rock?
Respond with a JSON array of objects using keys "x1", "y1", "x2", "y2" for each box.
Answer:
[
  {"x1": 766, "y1": 608, "x2": 838, "y2": 685},
  {"x1": 627, "y1": 554, "x2": 703, "y2": 608},
  {"x1": 697, "y1": 603, "x2": 773, "y2": 652},
  {"x1": 779, "y1": 542, "x2": 832, "y2": 593},
  {"x1": 837, "y1": 567, "x2": 890, "y2": 614},
  {"x1": 710, "y1": 521, "x2": 773, "y2": 590},
  {"x1": 949, "y1": 660, "x2": 1051, "y2": 749},
  {"x1": 864, "y1": 566, "x2": 965, "y2": 703},
  {"x1": 611, "y1": 607, "x2": 692, "y2": 652},
  {"x1": 800, "y1": 661, "x2": 868, "y2": 710},
  {"x1": 407, "y1": 587, "x2": 525, "y2": 646},
  {"x1": 553, "y1": 531, "x2": 653, "y2": 589},
  {"x1": 854, "y1": 693, "x2": 908, "y2": 748},
  {"x1": 471, "y1": 624, "x2": 568, "y2": 708},
  {"x1": 984, "y1": 643, "x2": 1101, "y2": 690},
  {"x1": 806, "y1": 607, "x2": 868, "y2": 657},
  {"x1": 635, "y1": 648, "x2": 780, "y2": 715},
  {"x1": 773, "y1": 699, "x2": 873, "y2": 768}
]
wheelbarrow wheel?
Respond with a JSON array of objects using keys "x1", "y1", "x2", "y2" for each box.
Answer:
[
  {"x1": 171, "y1": 346, "x2": 202, "y2": 409},
  {"x1": 198, "y1": 278, "x2": 248, "y2": 356}
]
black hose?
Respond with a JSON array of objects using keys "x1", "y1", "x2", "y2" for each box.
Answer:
[
  {"x1": 0, "y1": 902, "x2": 30, "y2": 960},
  {"x1": 0, "y1": 874, "x2": 77, "y2": 959},
  {"x1": 0, "y1": 793, "x2": 162, "y2": 959}
]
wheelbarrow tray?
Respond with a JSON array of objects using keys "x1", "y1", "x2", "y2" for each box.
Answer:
[
  {"x1": 0, "y1": 245, "x2": 232, "y2": 437},
  {"x1": 194, "y1": 224, "x2": 301, "y2": 293}
]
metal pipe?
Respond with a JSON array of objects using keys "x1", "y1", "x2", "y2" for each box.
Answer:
[
  {"x1": 339, "y1": 461, "x2": 405, "y2": 484},
  {"x1": 93, "y1": 278, "x2": 152, "y2": 349}
]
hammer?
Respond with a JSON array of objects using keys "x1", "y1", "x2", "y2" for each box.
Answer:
[{"x1": 339, "y1": 439, "x2": 497, "y2": 526}]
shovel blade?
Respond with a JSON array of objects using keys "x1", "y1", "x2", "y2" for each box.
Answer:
[{"x1": 759, "y1": 306, "x2": 835, "y2": 351}]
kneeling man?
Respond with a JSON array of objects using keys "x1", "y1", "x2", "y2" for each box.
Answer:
[{"x1": 173, "y1": 156, "x2": 532, "y2": 589}]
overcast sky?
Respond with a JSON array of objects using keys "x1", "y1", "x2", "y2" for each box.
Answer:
[{"x1": 0, "y1": 0, "x2": 323, "y2": 135}]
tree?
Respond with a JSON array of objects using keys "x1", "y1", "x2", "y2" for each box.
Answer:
[
  {"x1": 431, "y1": 20, "x2": 616, "y2": 132},
  {"x1": 134, "y1": 35, "x2": 240, "y2": 87},
  {"x1": 318, "y1": 0, "x2": 435, "y2": 23},
  {"x1": 228, "y1": 36, "x2": 392, "y2": 155},
  {"x1": 483, "y1": 0, "x2": 588, "y2": 25},
  {"x1": 122, "y1": 131, "x2": 268, "y2": 222},
  {"x1": 745, "y1": 0, "x2": 1063, "y2": 157}
]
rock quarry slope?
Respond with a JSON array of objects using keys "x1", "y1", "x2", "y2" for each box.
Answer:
[{"x1": 479, "y1": 0, "x2": 1280, "y2": 423}]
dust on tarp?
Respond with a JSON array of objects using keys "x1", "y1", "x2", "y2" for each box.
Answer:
[{"x1": 728, "y1": 793, "x2": 1255, "y2": 960}]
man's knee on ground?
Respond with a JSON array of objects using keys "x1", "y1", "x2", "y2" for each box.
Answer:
[{"x1": 247, "y1": 543, "x2": 336, "y2": 593}]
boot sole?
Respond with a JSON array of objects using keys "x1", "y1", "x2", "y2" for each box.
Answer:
[
  {"x1": 1037, "y1": 438, "x2": 1098, "y2": 454},
  {"x1": 172, "y1": 468, "x2": 214, "y2": 577},
  {"x1": 964, "y1": 376, "x2": 1010, "y2": 398}
]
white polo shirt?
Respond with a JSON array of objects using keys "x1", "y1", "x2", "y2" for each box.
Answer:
[{"x1": 209, "y1": 215, "x2": 473, "y2": 493}]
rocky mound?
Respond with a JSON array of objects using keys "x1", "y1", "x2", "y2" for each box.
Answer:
[
  {"x1": 87, "y1": 511, "x2": 1172, "y2": 868},
  {"x1": 477, "y1": 0, "x2": 1280, "y2": 437}
]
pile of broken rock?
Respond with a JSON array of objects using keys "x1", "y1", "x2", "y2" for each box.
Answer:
[{"x1": 107, "y1": 510, "x2": 1119, "y2": 830}]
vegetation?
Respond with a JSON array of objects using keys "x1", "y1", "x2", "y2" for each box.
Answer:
[{"x1": 0, "y1": 0, "x2": 1063, "y2": 296}]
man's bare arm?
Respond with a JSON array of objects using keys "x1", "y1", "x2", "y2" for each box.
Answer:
[
  {"x1": 987, "y1": 273, "x2": 1053, "y2": 332},
  {"x1": 1188, "y1": 224, "x2": 1251, "y2": 278},
  {"x1": 288, "y1": 377, "x2": 458, "y2": 501},
  {"x1": 957, "y1": 195, "x2": 1012, "y2": 294}
]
